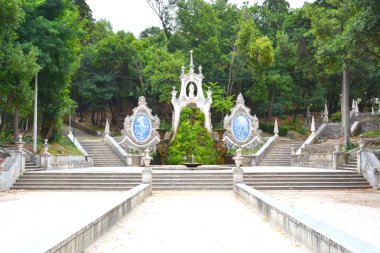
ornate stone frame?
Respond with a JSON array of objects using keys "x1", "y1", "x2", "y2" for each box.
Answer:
[
  {"x1": 118, "y1": 96, "x2": 160, "y2": 153},
  {"x1": 223, "y1": 93, "x2": 263, "y2": 149}
]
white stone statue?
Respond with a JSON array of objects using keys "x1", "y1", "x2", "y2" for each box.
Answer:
[{"x1": 189, "y1": 83, "x2": 195, "y2": 99}]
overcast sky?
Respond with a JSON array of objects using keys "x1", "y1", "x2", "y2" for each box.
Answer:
[{"x1": 86, "y1": 0, "x2": 314, "y2": 37}]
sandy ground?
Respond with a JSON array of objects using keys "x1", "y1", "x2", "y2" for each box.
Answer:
[
  {"x1": 86, "y1": 191, "x2": 311, "y2": 253},
  {"x1": 264, "y1": 189, "x2": 380, "y2": 249},
  {"x1": 0, "y1": 190, "x2": 131, "y2": 253}
]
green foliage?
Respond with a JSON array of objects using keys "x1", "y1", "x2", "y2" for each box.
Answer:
[
  {"x1": 167, "y1": 107, "x2": 218, "y2": 165},
  {"x1": 331, "y1": 111, "x2": 342, "y2": 122},
  {"x1": 259, "y1": 122, "x2": 288, "y2": 136},
  {"x1": 362, "y1": 130, "x2": 380, "y2": 138},
  {"x1": 207, "y1": 82, "x2": 233, "y2": 114}
]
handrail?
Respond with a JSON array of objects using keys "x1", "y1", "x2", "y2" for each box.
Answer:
[
  {"x1": 360, "y1": 151, "x2": 380, "y2": 189},
  {"x1": 67, "y1": 131, "x2": 88, "y2": 156},
  {"x1": 251, "y1": 135, "x2": 278, "y2": 166},
  {"x1": 296, "y1": 123, "x2": 327, "y2": 155},
  {"x1": 104, "y1": 134, "x2": 128, "y2": 164}
]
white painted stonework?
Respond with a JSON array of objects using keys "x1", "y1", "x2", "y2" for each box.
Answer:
[
  {"x1": 223, "y1": 93, "x2": 263, "y2": 149},
  {"x1": 118, "y1": 96, "x2": 160, "y2": 153},
  {"x1": 171, "y1": 51, "x2": 213, "y2": 139}
]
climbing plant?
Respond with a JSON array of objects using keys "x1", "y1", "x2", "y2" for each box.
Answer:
[{"x1": 167, "y1": 106, "x2": 218, "y2": 165}]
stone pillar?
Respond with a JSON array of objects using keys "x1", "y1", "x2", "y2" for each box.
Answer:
[
  {"x1": 15, "y1": 135, "x2": 25, "y2": 175},
  {"x1": 333, "y1": 141, "x2": 344, "y2": 169},
  {"x1": 357, "y1": 135, "x2": 365, "y2": 174},
  {"x1": 41, "y1": 139, "x2": 50, "y2": 170},
  {"x1": 233, "y1": 166, "x2": 243, "y2": 184},
  {"x1": 142, "y1": 149, "x2": 153, "y2": 184},
  {"x1": 232, "y1": 148, "x2": 244, "y2": 183},
  {"x1": 142, "y1": 167, "x2": 152, "y2": 184}
]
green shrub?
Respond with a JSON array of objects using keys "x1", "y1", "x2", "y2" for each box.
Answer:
[
  {"x1": 259, "y1": 122, "x2": 288, "y2": 137},
  {"x1": 331, "y1": 112, "x2": 342, "y2": 122},
  {"x1": 167, "y1": 107, "x2": 218, "y2": 165}
]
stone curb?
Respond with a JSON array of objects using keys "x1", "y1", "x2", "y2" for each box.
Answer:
[{"x1": 46, "y1": 183, "x2": 152, "y2": 253}]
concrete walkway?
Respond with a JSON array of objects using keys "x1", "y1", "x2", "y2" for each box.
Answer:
[{"x1": 86, "y1": 191, "x2": 311, "y2": 253}]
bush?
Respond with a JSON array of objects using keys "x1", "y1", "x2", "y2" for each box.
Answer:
[
  {"x1": 167, "y1": 107, "x2": 218, "y2": 165},
  {"x1": 259, "y1": 122, "x2": 288, "y2": 137},
  {"x1": 331, "y1": 112, "x2": 342, "y2": 122}
]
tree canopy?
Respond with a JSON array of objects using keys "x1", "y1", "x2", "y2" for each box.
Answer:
[{"x1": 1, "y1": 0, "x2": 379, "y2": 143}]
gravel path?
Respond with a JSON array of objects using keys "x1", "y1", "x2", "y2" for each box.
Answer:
[
  {"x1": 86, "y1": 191, "x2": 311, "y2": 253},
  {"x1": 265, "y1": 189, "x2": 380, "y2": 249}
]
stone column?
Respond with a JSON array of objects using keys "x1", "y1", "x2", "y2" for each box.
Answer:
[
  {"x1": 357, "y1": 135, "x2": 365, "y2": 174},
  {"x1": 15, "y1": 135, "x2": 25, "y2": 175},
  {"x1": 142, "y1": 149, "x2": 153, "y2": 184},
  {"x1": 232, "y1": 148, "x2": 244, "y2": 183},
  {"x1": 41, "y1": 139, "x2": 50, "y2": 170}
]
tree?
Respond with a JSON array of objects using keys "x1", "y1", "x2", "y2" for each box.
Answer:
[
  {"x1": 0, "y1": 0, "x2": 39, "y2": 139},
  {"x1": 235, "y1": 19, "x2": 274, "y2": 112},
  {"x1": 17, "y1": 0, "x2": 84, "y2": 141},
  {"x1": 305, "y1": 0, "x2": 380, "y2": 147},
  {"x1": 145, "y1": 0, "x2": 179, "y2": 39}
]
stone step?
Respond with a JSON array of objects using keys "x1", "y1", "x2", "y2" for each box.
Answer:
[
  {"x1": 254, "y1": 185, "x2": 371, "y2": 190},
  {"x1": 11, "y1": 172, "x2": 141, "y2": 190},
  {"x1": 11, "y1": 185, "x2": 136, "y2": 190},
  {"x1": 16, "y1": 179, "x2": 142, "y2": 183},
  {"x1": 152, "y1": 186, "x2": 232, "y2": 190},
  {"x1": 80, "y1": 140, "x2": 126, "y2": 167},
  {"x1": 244, "y1": 178, "x2": 366, "y2": 182}
]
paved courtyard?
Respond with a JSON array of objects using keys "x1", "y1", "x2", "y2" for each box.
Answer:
[
  {"x1": 265, "y1": 189, "x2": 380, "y2": 249},
  {"x1": 0, "y1": 190, "x2": 130, "y2": 253},
  {"x1": 86, "y1": 191, "x2": 311, "y2": 253}
]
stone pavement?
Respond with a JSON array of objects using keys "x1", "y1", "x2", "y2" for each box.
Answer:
[
  {"x1": 86, "y1": 191, "x2": 311, "y2": 253},
  {"x1": 0, "y1": 190, "x2": 131, "y2": 253},
  {"x1": 266, "y1": 189, "x2": 380, "y2": 249}
]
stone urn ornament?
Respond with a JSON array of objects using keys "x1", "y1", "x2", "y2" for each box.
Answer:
[
  {"x1": 232, "y1": 148, "x2": 244, "y2": 168},
  {"x1": 142, "y1": 149, "x2": 153, "y2": 168}
]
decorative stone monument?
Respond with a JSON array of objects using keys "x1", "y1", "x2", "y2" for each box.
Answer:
[
  {"x1": 171, "y1": 51, "x2": 213, "y2": 139},
  {"x1": 119, "y1": 96, "x2": 160, "y2": 153},
  {"x1": 223, "y1": 93, "x2": 263, "y2": 149}
]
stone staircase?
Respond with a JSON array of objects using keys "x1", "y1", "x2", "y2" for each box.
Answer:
[
  {"x1": 259, "y1": 139, "x2": 303, "y2": 166},
  {"x1": 80, "y1": 140, "x2": 126, "y2": 167},
  {"x1": 338, "y1": 157, "x2": 358, "y2": 171},
  {"x1": 244, "y1": 171, "x2": 370, "y2": 190},
  {"x1": 11, "y1": 172, "x2": 141, "y2": 190},
  {"x1": 152, "y1": 172, "x2": 233, "y2": 190},
  {"x1": 25, "y1": 159, "x2": 43, "y2": 171}
]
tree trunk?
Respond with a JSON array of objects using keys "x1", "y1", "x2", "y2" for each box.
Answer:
[
  {"x1": 91, "y1": 111, "x2": 95, "y2": 125},
  {"x1": 268, "y1": 91, "x2": 275, "y2": 122},
  {"x1": 342, "y1": 63, "x2": 351, "y2": 147},
  {"x1": 13, "y1": 110, "x2": 19, "y2": 140}
]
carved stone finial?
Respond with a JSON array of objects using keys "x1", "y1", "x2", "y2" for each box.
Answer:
[
  {"x1": 198, "y1": 65, "x2": 202, "y2": 74},
  {"x1": 181, "y1": 65, "x2": 185, "y2": 74},
  {"x1": 311, "y1": 115, "x2": 316, "y2": 134},
  {"x1": 236, "y1": 93, "x2": 245, "y2": 104},
  {"x1": 274, "y1": 118, "x2": 279, "y2": 136},
  {"x1": 189, "y1": 50, "x2": 194, "y2": 68},
  {"x1": 138, "y1": 96, "x2": 147, "y2": 106},
  {"x1": 207, "y1": 86, "x2": 212, "y2": 99},
  {"x1": 171, "y1": 86, "x2": 177, "y2": 99}
]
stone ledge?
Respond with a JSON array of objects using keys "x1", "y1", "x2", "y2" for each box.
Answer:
[
  {"x1": 46, "y1": 183, "x2": 152, "y2": 253},
  {"x1": 234, "y1": 183, "x2": 380, "y2": 253}
]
